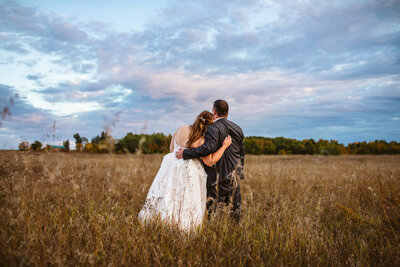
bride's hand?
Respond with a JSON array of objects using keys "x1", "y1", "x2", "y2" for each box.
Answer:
[{"x1": 223, "y1": 135, "x2": 232, "y2": 147}]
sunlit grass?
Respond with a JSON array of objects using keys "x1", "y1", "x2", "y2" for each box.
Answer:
[{"x1": 0, "y1": 153, "x2": 399, "y2": 265}]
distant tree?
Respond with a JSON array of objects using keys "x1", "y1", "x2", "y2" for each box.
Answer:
[
  {"x1": 63, "y1": 139, "x2": 70, "y2": 150},
  {"x1": 302, "y1": 139, "x2": 317, "y2": 155},
  {"x1": 278, "y1": 149, "x2": 287, "y2": 155},
  {"x1": 244, "y1": 138, "x2": 262, "y2": 155},
  {"x1": 44, "y1": 144, "x2": 53, "y2": 152},
  {"x1": 262, "y1": 140, "x2": 276, "y2": 154},
  {"x1": 73, "y1": 133, "x2": 82, "y2": 151},
  {"x1": 91, "y1": 136, "x2": 100, "y2": 144},
  {"x1": 92, "y1": 131, "x2": 114, "y2": 153},
  {"x1": 388, "y1": 141, "x2": 400, "y2": 154},
  {"x1": 91, "y1": 131, "x2": 107, "y2": 144},
  {"x1": 49, "y1": 132, "x2": 400, "y2": 155},
  {"x1": 73, "y1": 133, "x2": 82, "y2": 143},
  {"x1": 84, "y1": 143, "x2": 93, "y2": 152},
  {"x1": 145, "y1": 133, "x2": 170, "y2": 153},
  {"x1": 18, "y1": 141, "x2": 30, "y2": 151},
  {"x1": 76, "y1": 143, "x2": 82, "y2": 152},
  {"x1": 91, "y1": 131, "x2": 114, "y2": 153},
  {"x1": 274, "y1": 137, "x2": 293, "y2": 154},
  {"x1": 82, "y1": 137, "x2": 89, "y2": 145},
  {"x1": 30, "y1": 140, "x2": 42, "y2": 151},
  {"x1": 115, "y1": 132, "x2": 170, "y2": 154},
  {"x1": 101, "y1": 131, "x2": 107, "y2": 141}
]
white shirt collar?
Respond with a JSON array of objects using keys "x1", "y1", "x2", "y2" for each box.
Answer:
[{"x1": 214, "y1": 117, "x2": 224, "y2": 122}]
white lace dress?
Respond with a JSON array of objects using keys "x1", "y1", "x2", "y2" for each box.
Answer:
[{"x1": 138, "y1": 137, "x2": 207, "y2": 231}]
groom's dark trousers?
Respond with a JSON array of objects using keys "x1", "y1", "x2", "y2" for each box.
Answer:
[
  {"x1": 183, "y1": 118, "x2": 245, "y2": 222},
  {"x1": 201, "y1": 163, "x2": 218, "y2": 217}
]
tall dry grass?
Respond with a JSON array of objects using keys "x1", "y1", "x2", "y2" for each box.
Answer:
[{"x1": 0, "y1": 152, "x2": 399, "y2": 266}]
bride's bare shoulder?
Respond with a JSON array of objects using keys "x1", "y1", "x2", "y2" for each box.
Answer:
[
  {"x1": 173, "y1": 125, "x2": 190, "y2": 147},
  {"x1": 190, "y1": 136, "x2": 205, "y2": 148},
  {"x1": 175, "y1": 125, "x2": 190, "y2": 135},
  {"x1": 182, "y1": 125, "x2": 190, "y2": 130}
]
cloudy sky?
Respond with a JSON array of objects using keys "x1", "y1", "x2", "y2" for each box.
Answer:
[{"x1": 0, "y1": 0, "x2": 399, "y2": 149}]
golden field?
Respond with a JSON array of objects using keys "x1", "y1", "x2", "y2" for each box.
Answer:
[{"x1": 0, "y1": 152, "x2": 399, "y2": 266}]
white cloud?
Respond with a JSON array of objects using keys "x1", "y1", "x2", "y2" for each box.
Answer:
[{"x1": 0, "y1": 0, "x2": 399, "y2": 147}]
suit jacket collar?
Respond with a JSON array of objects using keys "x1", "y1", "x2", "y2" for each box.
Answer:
[{"x1": 214, "y1": 117, "x2": 227, "y2": 122}]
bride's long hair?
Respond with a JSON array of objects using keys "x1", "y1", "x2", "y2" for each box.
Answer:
[{"x1": 186, "y1": 110, "x2": 214, "y2": 147}]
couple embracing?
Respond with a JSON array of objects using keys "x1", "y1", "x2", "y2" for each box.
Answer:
[{"x1": 138, "y1": 100, "x2": 245, "y2": 231}]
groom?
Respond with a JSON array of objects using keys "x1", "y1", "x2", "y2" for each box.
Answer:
[{"x1": 176, "y1": 100, "x2": 245, "y2": 222}]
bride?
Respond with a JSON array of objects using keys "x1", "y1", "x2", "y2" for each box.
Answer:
[{"x1": 138, "y1": 110, "x2": 232, "y2": 231}]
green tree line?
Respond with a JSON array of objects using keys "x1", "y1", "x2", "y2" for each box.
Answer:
[
  {"x1": 243, "y1": 136, "x2": 400, "y2": 155},
  {"x1": 19, "y1": 132, "x2": 400, "y2": 155}
]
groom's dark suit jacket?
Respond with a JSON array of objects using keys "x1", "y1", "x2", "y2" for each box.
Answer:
[{"x1": 183, "y1": 118, "x2": 245, "y2": 187}]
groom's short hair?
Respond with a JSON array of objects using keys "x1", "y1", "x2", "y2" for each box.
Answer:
[{"x1": 213, "y1": 100, "x2": 229, "y2": 117}]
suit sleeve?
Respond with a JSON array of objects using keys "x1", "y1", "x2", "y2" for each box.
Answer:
[
  {"x1": 240, "y1": 135, "x2": 245, "y2": 167},
  {"x1": 183, "y1": 126, "x2": 219, "y2": 160},
  {"x1": 238, "y1": 129, "x2": 245, "y2": 180}
]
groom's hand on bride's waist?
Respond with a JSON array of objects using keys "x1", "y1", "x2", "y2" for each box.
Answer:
[{"x1": 175, "y1": 148, "x2": 184, "y2": 159}]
